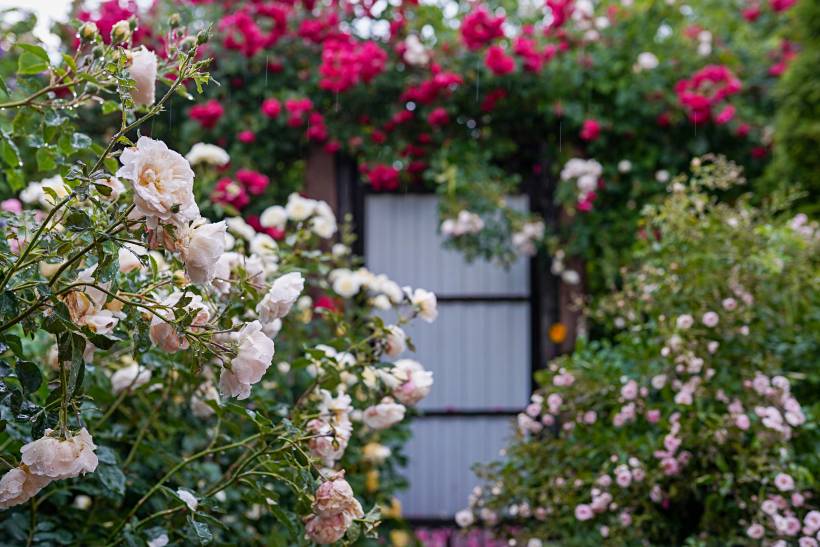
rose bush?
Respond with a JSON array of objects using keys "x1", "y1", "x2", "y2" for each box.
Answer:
[
  {"x1": 0, "y1": 15, "x2": 436, "y2": 545},
  {"x1": 62, "y1": 0, "x2": 803, "y2": 282},
  {"x1": 457, "y1": 158, "x2": 819, "y2": 545}
]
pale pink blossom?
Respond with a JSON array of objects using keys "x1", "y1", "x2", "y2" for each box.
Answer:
[
  {"x1": 0, "y1": 466, "x2": 51, "y2": 510},
  {"x1": 702, "y1": 311, "x2": 719, "y2": 327},
  {"x1": 746, "y1": 523, "x2": 764, "y2": 539},
  {"x1": 256, "y1": 272, "x2": 305, "y2": 323},
  {"x1": 391, "y1": 359, "x2": 433, "y2": 405},
  {"x1": 775, "y1": 473, "x2": 795, "y2": 492},
  {"x1": 20, "y1": 429, "x2": 98, "y2": 480},
  {"x1": 219, "y1": 320, "x2": 275, "y2": 400},
  {"x1": 574, "y1": 504, "x2": 593, "y2": 521},
  {"x1": 362, "y1": 398, "x2": 406, "y2": 430},
  {"x1": 129, "y1": 48, "x2": 158, "y2": 106},
  {"x1": 116, "y1": 136, "x2": 198, "y2": 228}
]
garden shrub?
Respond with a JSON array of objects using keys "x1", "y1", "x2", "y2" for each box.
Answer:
[
  {"x1": 459, "y1": 157, "x2": 819, "y2": 546},
  {"x1": 0, "y1": 16, "x2": 436, "y2": 546},
  {"x1": 766, "y1": 0, "x2": 820, "y2": 208}
]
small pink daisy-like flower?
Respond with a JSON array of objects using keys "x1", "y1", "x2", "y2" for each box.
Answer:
[
  {"x1": 722, "y1": 297, "x2": 737, "y2": 310},
  {"x1": 774, "y1": 473, "x2": 795, "y2": 492},
  {"x1": 746, "y1": 523, "x2": 764, "y2": 539},
  {"x1": 574, "y1": 504, "x2": 594, "y2": 521},
  {"x1": 676, "y1": 314, "x2": 694, "y2": 329},
  {"x1": 702, "y1": 311, "x2": 719, "y2": 327}
]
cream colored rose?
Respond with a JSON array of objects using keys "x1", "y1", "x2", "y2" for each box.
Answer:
[
  {"x1": 259, "y1": 205, "x2": 287, "y2": 229},
  {"x1": 362, "y1": 397, "x2": 406, "y2": 430},
  {"x1": 384, "y1": 325, "x2": 407, "y2": 358},
  {"x1": 411, "y1": 288, "x2": 438, "y2": 322},
  {"x1": 181, "y1": 220, "x2": 227, "y2": 284},
  {"x1": 256, "y1": 272, "x2": 304, "y2": 324},
  {"x1": 191, "y1": 382, "x2": 219, "y2": 418},
  {"x1": 129, "y1": 48, "x2": 157, "y2": 106},
  {"x1": 118, "y1": 243, "x2": 146, "y2": 274},
  {"x1": 362, "y1": 442, "x2": 391, "y2": 464},
  {"x1": 218, "y1": 321, "x2": 275, "y2": 400},
  {"x1": 285, "y1": 192, "x2": 317, "y2": 221},
  {"x1": 313, "y1": 472, "x2": 364, "y2": 519},
  {"x1": 110, "y1": 361, "x2": 151, "y2": 394},
  {"x1": 20, "y1": 428, "x2": 98, "y2": 480},
  {"x1": 0, "y1": 466, "x2": 51, "y2": 510},
  {"x1": 185, "y1": 143, "x2": 230, "y2": 167},
  {"x1": 392, "y1": 359, "x2": 433, "y2": 405},
  {"x1": 330, "y1": 269, "x2": 362, "y2": 298},
  {"x1": 305, "y1": 513, "x2": 349, "y2": 545},
  {"x1": 249, "y1": 233, "x2": 278, "y2": 257},
  {"x1": 116, "y1": 136, "x2": 198, "y2": 228}
]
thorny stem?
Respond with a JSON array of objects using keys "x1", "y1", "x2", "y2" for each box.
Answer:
[
  {"x1": 0, "y1": 195, "x2": 72, "y2": 293},
  {"x1": 107, "y1": 433, "x2": 263, "y2": 540}
]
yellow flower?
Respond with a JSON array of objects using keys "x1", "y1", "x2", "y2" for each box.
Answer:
[
  {"x1": 389, "y1": 530, "x2": 411, "y2": 547},
  {"x1": 365, "y1": 469, "x2": 380, "y2": 493}
]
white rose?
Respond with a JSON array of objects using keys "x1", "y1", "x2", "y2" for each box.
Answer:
[
  {"x1": 617, "y1": 160, "x2": 632, "y2": 173},
  {"x1": 332, "y1": 270, "x2": 362, "y2": 298},
  {"x1": 191, "y1": 382, "x2": 219, "y2": 418},
  {"x1": 0, "y1": 466, "x2": 51, "y2": 509},
  {"x1": 116, "y1": 137, "x2": 198, "y2": 228},
  {"x1": 362, "y1": 442, "x2": 392, "y2": 464},
  {"x1": 259, "y1": 205, "x2": 287, "y2": 229},
  {"x1": 384, "y1": 325, "x2": 407, "y2": 358},
  {"x1": 256, "y1": 272, "x2": 304, "y2": 323},
  {"x1": 211, "y1": 251, "x2": 242, "y2": 294},
  {"x1": 636, "y1": 51, "x2": 659, "y2": 70},
  {"x1": 250, "y1": 232, "x2": 278, "y2": 256},
  {"x1": 403, "y1": 34, "x2": 430, "y2": 66},
  {"x1": 19, "y1": 181, "x2": 43, "y2": 204},
  {"x1": 412, "y1": 288, "x2": 438, "y2": 322},
  {"x1": 225, "y1": 216, "x2": 256, "y2": 241},
  {"x1": 129, "y1": 47, "x2": 157, "y2": 106},
  {"x1": 181, "y1": 220, "x2": 227, "y2": 284},
  {"x1": 285, "y1": 193, "x2": 317, "y2": 221},
  {"x1": 392, "y1": 359, "x2": 433, "y2": 405},
  {"x1": 110, "y1": 362, "x2": 151, "y2": 394},
  {"x1": 38, "y1": 175, "x2": 70, "y2": 210},
  {"x1": 219, "y1": 321, "x2": 275, "y2": 400},
  {"x1": 311, "y1": 216, "x2": 337, "y2": 239},
  {"x1": 118, "y1": 243, "x2": 146, "y2": 274},
  {"x1": 362, "y1": 398, "x2": 406, "y2": 430},
  {"x1": 185, "y1": 143, "x2": 230, "y2": 167},
  {"x1": 455, "y1": 509, "x2": 475, "y2": 527},
  {"x1": 20, "y1": 428, "x2": 98, "y2": 480}
]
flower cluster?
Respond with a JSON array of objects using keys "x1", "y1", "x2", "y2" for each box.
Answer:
[
  {"x1": 675, "y1": 64, "x2": 742, "y2": 124},
  {"x1": 0, "y1": 429, "x2": 98, "y2": 509},
  {"x1": 458, "y1": 163, "x2": 819, "y2": 544},
  {"x1": 560, "y1": 158, "x2": 603, "y2": 212}
]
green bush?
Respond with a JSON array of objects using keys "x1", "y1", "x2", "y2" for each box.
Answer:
[
  {"x1": 459, "y1": 158, "x2": 819, "y2": 546},
  {"x1": 766, "y1": 0, "x2": 820, "y2": 208}
]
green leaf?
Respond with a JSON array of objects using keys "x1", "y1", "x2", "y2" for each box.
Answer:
[
  {"x1": 0, "y1": 75, "x2": 8, "y2": 96},
  {"x1": 71, "y1": 132, "x2": 92, "y2": 150},
  {"x1": 0, "y1": 132, "x2": 20, "y2": 168},
  {"x1": 35, "y1": 147, "x2": 57, "y2": 171},
  {"x1": 187, "y1": 517, "x2": 213, "y2": 545},
  {"x1": 17, "y1": 44, "x2": 50, "y2": 75},
  {"x1": 64, "y1": 209, "x2": 91, "y2": 231},
  {"x1": 97, "y1": 463, "x2": 126, "y2": 497},
  {"x1": 15, "y1": 360, "x2": 42, "y2": 393}
]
